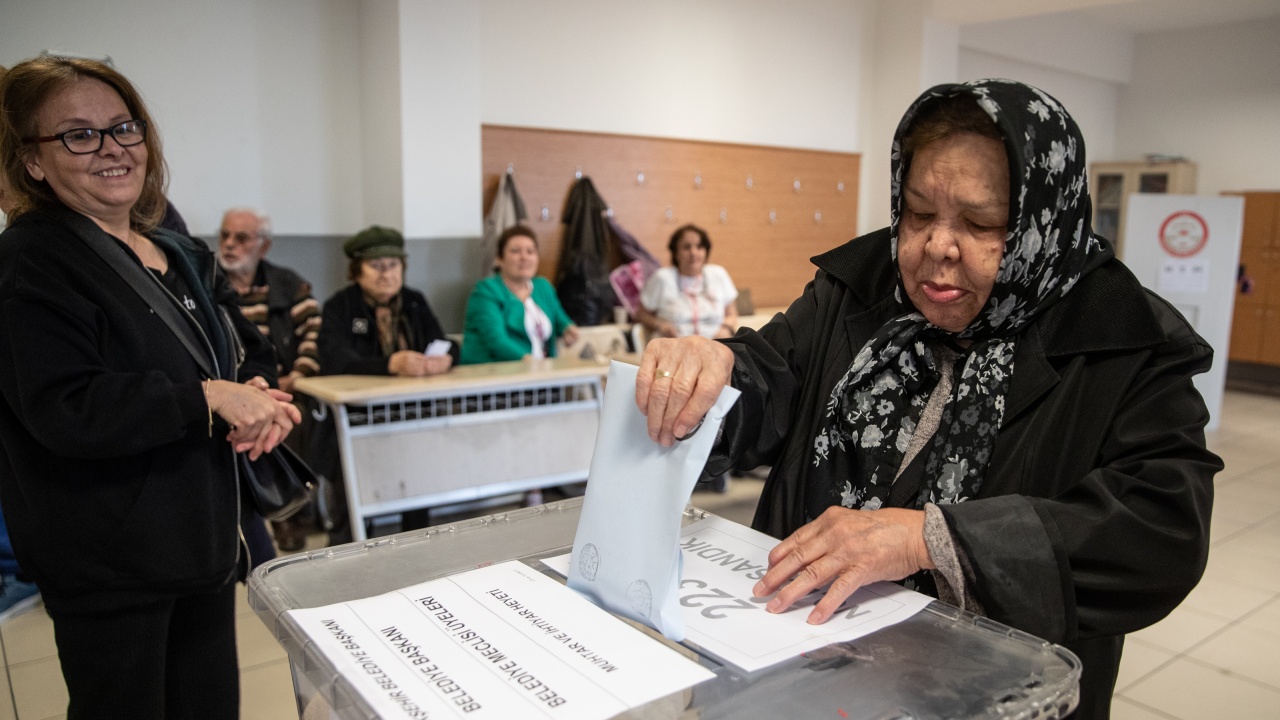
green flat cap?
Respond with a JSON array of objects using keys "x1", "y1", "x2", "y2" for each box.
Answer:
[{"x1": 343, "y1": 225, "x2": 406, "y2": 259}]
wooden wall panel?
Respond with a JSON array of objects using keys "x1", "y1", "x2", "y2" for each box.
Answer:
[{"x1": 481, "y1": 125, "x2": 860, "y2": 311}]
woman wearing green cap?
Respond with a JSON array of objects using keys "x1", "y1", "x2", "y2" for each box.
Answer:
[{"x1": 317, "y1": 225, "x2": 459, "y2": 376}]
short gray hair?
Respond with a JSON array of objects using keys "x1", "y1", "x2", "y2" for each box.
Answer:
[{"x1": 222, "y1": 206, "x2": 272, "y2": 239}]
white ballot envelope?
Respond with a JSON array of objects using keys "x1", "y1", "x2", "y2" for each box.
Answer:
[
  {"x1": 567, "y1": 361, "x2": 740, "y2": 641},
  {"x1": 425, "y1": 339, "x2": 453, "y2": 356},
  {"x1": 545, "y1": 516, "x2": 933, "y2": 673}
]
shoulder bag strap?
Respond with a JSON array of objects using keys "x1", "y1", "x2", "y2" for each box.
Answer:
[{"x1": 56, "y1": 209, "x2": 217, "y2": 379}]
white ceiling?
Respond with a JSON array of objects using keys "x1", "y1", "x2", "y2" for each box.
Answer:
[{"x1": 932, "y1": 0, "x2": 1280, "y2": 33}]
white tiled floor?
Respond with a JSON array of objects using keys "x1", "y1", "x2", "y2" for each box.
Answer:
[{"x1": 2, "y1": 390, "x2": 1278, "y2": 719}]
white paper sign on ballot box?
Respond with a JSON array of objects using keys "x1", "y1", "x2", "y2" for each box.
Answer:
[
  {"x1": 287, "y1": 561, "x2": 714, "y2": 720},
  {"x1": 545, "y1": 515, "x2": 931, "y2": 674}
]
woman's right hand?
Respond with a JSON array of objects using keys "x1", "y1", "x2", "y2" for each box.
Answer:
[
  {"x1": 206, "y1": 380, "x2": 301, "y2": 460},
  {"x1": 635, "y1": 336, "x2": 734, "y2": 447},
  {"x1": 388, "y1": 350, "x2": 432, "y2": 376}
]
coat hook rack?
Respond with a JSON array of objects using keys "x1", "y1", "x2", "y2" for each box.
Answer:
[
  {"x1": 837, "y1": 180, "x2": 845, "y2": 193},
  {"x1": 793, "y1": 178, "x2": 802, "y2": 193},
  {"x1": 507, "y1": 162, "x2": 514, "y2": 174},
  {"x1": 746, "y1": 174, "x2": 754, "y2": 190},
  {"x1": 719, "y1": 207, "x2": 729, "y2": 224},
  {"x1": 769, "y1": 210, "x2": 777, "y2": 224},
  {"x1": 575, "y1": 166, "x2": 583, "y2": 180},
  {"x1": 694, "y1": 173, "x2": 703, "y2": 190},
  {"x1": 636, "y1": 170, "x2": 645, "y2": 185},
  {"x1": 540, "y1": 205, "x2": 551, "y2": 222},
  {"x1": 814, "y1": 210, "x2": 823, "y2": 224},
  {"x1": 664, "y1": 206, "x2": 675, "y2": 223}
]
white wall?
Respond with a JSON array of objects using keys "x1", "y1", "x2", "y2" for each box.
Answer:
[
  {"x1": 855, "y1": 1, "x2": 964, "y2": 233},
  {"x1": 957, "y1": 48, "x2": 1119, "y2": 163},
  {"x1": 358, "y1": 0, "x2": 402, "y2": 231},
  {"x1": 0, "y1": 0, "x2": 363, "y2": 236},
  {"x1": 399, "y1": 0, "x2": 482, "y2": 238},
  {"x1": 959, "y1": 11, "x2": 1133, "y2": 85},
  {"x1": 477, "y1": 0, "x2": 870, "y2": 153},
  {"x1": 1115, "y1": 16, "x2": 1280, "y2": 196}
]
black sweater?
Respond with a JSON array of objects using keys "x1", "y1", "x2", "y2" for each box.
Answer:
[
  {"x1": 318, "y1": 283, "x2": 458, "y2": 375},
  {"x1": 0, "y1": 207, "x2": 276, "y2": 612}
]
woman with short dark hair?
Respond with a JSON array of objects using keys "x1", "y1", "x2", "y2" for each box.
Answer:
[
  {"x1": 636, "y1": 223, "x2": 740, "y2": 340},
  {"x1": 461, "y1": 224, "x2": 579, "y2": 364}
]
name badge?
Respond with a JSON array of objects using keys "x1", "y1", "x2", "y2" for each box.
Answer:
[{"x1": 352, "y1": 318, "x2": 369, "y2": 334}]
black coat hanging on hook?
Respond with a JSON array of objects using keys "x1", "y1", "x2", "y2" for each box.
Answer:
[{"x1": 555, "y1": 176, "x2": 617, "y2": 326}]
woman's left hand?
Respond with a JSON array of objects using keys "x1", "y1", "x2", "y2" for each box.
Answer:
[
  {"x1": 752, "y1": 506, "x2": 934, "y2": 624},
  {"x1": 561, "y1": 324, "x2": 580, "y2": 347}
]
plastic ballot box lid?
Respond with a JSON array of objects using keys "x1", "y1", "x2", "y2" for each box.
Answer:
[{"x1": 248, "y1": 498, "x2": 1081, "y2": 720}]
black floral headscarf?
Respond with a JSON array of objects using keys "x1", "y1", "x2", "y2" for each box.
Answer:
[{"x1": 810, "y1": 79, "x2": 1111, "y2": 514}]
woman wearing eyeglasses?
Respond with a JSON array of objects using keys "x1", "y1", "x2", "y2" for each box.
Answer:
[{"x1": 0, "y1": 57, "x2": 300, "y2": 719}]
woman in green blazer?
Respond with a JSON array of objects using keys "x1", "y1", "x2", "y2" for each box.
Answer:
[{"x1": 461, "y1": 225, "x2": 579, "y2": 364}]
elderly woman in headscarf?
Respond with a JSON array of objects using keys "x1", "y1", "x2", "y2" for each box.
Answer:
[{"x1": 636, "y1": 79, "x2": 1218, "y2": 718}]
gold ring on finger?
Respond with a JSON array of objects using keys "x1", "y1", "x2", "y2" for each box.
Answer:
[{"x1": 655, "y1": 369, "x2": 673, "y2": 379}]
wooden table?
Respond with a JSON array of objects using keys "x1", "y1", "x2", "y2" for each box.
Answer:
[{"x1": 294, "y1": 356, "x2": 615, "y2": 540}]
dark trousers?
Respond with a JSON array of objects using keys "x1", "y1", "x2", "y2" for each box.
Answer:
[{"x1": 46, "y1": 582, "x2": 239, "y2": 720}]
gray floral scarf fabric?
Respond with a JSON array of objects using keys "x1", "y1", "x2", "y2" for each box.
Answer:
[{"x1": 810, "y1": 79, "x2": 1111, "y2": 516}]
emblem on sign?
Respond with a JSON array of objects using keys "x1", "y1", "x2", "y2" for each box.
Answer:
[{"x1": 1159, "y1": 211, "x2": 1209, "y2": 257}]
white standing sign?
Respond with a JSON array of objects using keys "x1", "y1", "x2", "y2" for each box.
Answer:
[
  {"x1": 287, "y1": 561, "x2": 714, "y2": 720},
  {"x1": 1122, "y1": 195, "x2": 1244, "y2": 431}
]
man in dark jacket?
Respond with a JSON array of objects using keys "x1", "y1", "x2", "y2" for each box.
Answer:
[{"x1": 218, "y1": 207, "x2": 322, "y2": 550}]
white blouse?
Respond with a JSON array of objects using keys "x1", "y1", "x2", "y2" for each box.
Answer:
[
  {"x1": 640, "y1": 265, "x2": 739, "y2": 339},
  {"x1": 522, "y1": 297, "x2": 552, "y2": 358}
]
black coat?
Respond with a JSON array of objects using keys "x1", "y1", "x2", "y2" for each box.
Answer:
[
  {"x1": 712, "y1": 229, "x2": 1219, "y2": 719},
  {"x1": 0, "y1": 207, "x2": 277, "y2": 613},
  {"x1": 317, "y1": 283, "x2": 458, "y2": 375}
]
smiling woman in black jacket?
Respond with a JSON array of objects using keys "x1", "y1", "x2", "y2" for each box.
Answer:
[{"x1": 0, "y1": 56, "x2": 299, "y2": 720}]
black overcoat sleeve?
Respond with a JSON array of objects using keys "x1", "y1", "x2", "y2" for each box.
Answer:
[{"x1": 939, "y1": 296, "x2": 1218, "y2": 645}]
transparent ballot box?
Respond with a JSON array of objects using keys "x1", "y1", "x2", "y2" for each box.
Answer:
[{"x1": 248, "y1": 498, "x2": 1081, "y2": 720}]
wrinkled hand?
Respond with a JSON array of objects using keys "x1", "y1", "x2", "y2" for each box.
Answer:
[
  {"x1": 278, "y1": 373, "x2": 300, "y2": 394},
  {"x1": 423, "y1": 353, "x2": 453, "y2": 375},
  {"x1": 561, "y1": 324, "x2": 580, "y2": 347},
  {"x1": 388, "y1": 350, "x2": 432, "y2": 377},
  {"x1": 752, "y1": 507, "x2": 934, "y2": 624},
  {"x1": 635, "y1": 336, "x2": 734, "y2": 447},
  {"x1": 207, "y1": 380, "x2": 302, "y2": 460}
]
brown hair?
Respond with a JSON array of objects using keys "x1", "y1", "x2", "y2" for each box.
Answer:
[
  {"x1": 0, "y1": 56, "x2": 168, "y2": 232},
  {"x1": 667, "y1": 223, "x2": 711, "y2": 267},
  {"x1": 497, "y1": 224, "x2": 538, "y2": 259},
  {"x1": 900, "y1": 94, "x2": 1003, "y2": 157}
]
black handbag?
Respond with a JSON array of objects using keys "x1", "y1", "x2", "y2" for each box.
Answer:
[{"x1": 238, "y1": 444, "x2": 317, "y2": 522}]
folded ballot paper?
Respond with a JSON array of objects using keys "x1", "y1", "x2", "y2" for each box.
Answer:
[{"x1": 567, "y1": 361, "x2": 740, "y2": 641}]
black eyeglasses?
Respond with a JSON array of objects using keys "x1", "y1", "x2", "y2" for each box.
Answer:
[{"x1": 24, "y1": 119, "x2": 147, "y2": 155}]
